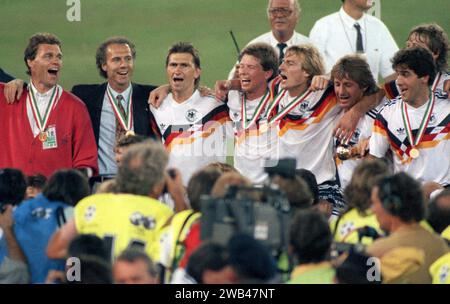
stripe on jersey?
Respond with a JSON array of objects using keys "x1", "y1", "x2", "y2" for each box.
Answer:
[
  {"x1": 278, "y1": 87, "x2": 337, "y2": 136},
  {"x1": 373, "y1": 113, "x2": 450, "y2": 161},
  {"x1": 163, "y1": 104, "x2": 229, "y2": 150}
]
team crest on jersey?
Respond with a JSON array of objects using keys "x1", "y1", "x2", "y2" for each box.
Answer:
[
  {"x1": 159, "y1": 123, "x2": 167, "y2": 131},
  {"x1": 429, "y1": 113, "x2": 437, "y2": 125},
  {"x1": 232, "y1": 111, "x2": 240, "y2": 120},
  {"x1": 186, "y1": 109, "x2": 198, "y2": 122},
  {"x1": 31, "y1": 207, "x2": 52, "y2": 219},
  {"x1": 396, "y1": 127, "x2": 405, "y2": 135},
  {"x1": 299, "y1": 101, "x2": 310, "y2": 114},
  {"x1": 129, "y1": 212, "x2": 156, "y2": 230},
  {"x1": 84, "y1": 205, "x2": 96, "y2": 221}
]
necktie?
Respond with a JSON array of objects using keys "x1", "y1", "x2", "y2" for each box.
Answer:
[
  {"x1": 277, "y1": 43, "x2": 288, "y2": 65},
  {"x1": 115, "y1": 94, "x2": 127, "y2": 143},
  {"x1": 354, "y1": 23, "x2": 364, "y2": 53}
]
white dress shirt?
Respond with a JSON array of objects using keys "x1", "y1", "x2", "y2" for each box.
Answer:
[
  {"x1": 228, "y1": 30, "x2": 311, "y2": 79},
  {"x1": 309, "y1": 7, "x2": 398, "y2": 82}
]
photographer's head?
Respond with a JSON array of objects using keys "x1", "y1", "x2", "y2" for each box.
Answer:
[
  {"x1": 227, "y1": 233, "x2": 278, "y2": 283},
  {"x1": 426, "y1": 189, "x2": 450, "y2": 234},
  {"x1": 371, "y1": 173, "x2": 425, "y2": 232},
  {"x1": 211, "y1": 172, "x2": 252, "y2": 198},
  {"x1": 114, "y1": 249, "x2": 159, "y2": 284},
  {"x1": 289, "y1": 209, "x2": 332, "y2": 265},
  {"x1": 271, "y1": 174, "x2": 313, "y2": 210},
  {"x1": 116, "y1": 141, "x2": 168, "y2": 198},
  {"x1": 43, "y1": 169, "x2": 90, "y2": 207},
  {"x1": 187, "y1": 167, "x2": 222, "y2": 212},
  {"x1": 0, "y1": 168, "x2": 27, "y2": 211},
  {"x1": 344, "y1": 159, "x2": 390, "y2": 215}
]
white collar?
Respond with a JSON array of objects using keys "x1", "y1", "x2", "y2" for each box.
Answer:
[
  {"x1": 106, "y1": 83, "x2": 132, "y2": 100},
  {"x1": 269, "y1": 31, "x2": 297, "y2": 46},
  {"x1": 169, "y1": 89, "x2": 200, "y2": 107},
  {"x1": 29, "y1": 80, "x2": 57, "y2": 98},
  {"x1": 339, "y1": 6, "x2": 366, "y2": 28}
]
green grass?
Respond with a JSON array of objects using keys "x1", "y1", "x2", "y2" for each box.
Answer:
[{"x1": 0, "y1": 0, "x2": 449, "y2": 89}]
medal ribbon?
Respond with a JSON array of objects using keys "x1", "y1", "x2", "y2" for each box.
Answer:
[
  {"x1": 241, "y1": 89, "x2": 271, "y2": 130},
  {"x1": 267, "y1": 88, "x2": 312, "y2": 124},
  {"x1": 106, "y1": 87, "x2": 133, "y2": 131},
  {"x1": 401, "y1": 74, "x2": 440, "y2": 153},
  {"x1": 29, "y1": 85, "x2": 59, "y2": 133}
]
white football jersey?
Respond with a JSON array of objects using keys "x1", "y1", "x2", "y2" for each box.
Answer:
[
  {"x1": 228, "y1": 90, "x2": 279, "y2": 184},
  {"x1": 151, "y1": 90, "x2": 231, "y2": 185},
  {"x1": 370, "y1": 94, "x2": 450, "y2": 186},
  {"x1": 277, "y1": 86, "x2": 342, "y2": 184}
]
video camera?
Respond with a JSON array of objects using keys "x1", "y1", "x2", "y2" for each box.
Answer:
[{"x1": 200, "y1": 159, "x2": 298, "y2": 256}]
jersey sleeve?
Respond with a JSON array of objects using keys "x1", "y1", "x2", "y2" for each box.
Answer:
[{"x1": 369, "y1": 112, "x2": 390, "y2": 158}]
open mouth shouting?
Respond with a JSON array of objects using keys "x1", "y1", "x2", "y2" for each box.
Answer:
[
  {"x1": 279, "y1": 73, "x2": 288, "y2": 87},
  {"x1": 47, "y1": 67, "x2": 59, "y2": 77}
]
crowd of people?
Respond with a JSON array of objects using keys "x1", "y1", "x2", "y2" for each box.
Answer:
[{"x1": 0, "y1": 0, "x2": 449, "y2": 284}]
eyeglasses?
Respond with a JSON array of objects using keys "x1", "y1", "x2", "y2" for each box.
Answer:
[{"x1": 268, "y1": 7, "x2": 294, "y2": 17}]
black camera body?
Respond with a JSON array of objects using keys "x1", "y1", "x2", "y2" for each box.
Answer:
[{"x1": 200, "y1": 184, "x2": 291, "y2": 255}]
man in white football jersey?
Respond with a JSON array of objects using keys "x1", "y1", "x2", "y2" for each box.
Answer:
[
  {"x1": 330, "y1": 54, "x2": 380, "y2": 189},
  {"x1": 219, "y1": 43, "x2": 280, "y2": 184},
  {"x1": 274, "y1": 44, "x2": 377, "y2": 216},
  {"x1": 150, "y1": 42, "x2": 230, "y2": 185},
  {"x1": 370, "y1": 47, "x2": 450, "y2": 187}
]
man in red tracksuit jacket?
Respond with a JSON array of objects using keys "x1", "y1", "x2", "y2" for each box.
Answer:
[{"x1": 0, "y1": 33, "x2": 98, "y2": 177}]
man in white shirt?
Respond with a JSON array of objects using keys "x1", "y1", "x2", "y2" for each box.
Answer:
[
  {"x1": 309, "y1": 0, "x2": 398, "y2": 83},
  {"x1": 151, "y1": 42, "x2": 230, "y2": 185},
  {"x1": 228, "y1": 0, "x2": 310, "y2": 79},
  {"x1": 370, "y1": 47, "x2": 450, "y2": 187},
  {"x1": 222, "y1": 43, "x2": 279, "y2": 184}
]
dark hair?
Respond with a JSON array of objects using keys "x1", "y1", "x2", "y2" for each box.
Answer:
[
  {"x1": 331, "y1": 55, "x2": 379, "y2": 96},
  {"x1": 271, "y1": 175, "x2": 313, "y2": 210},
  {"x1": 42, "y1": 169, "x2": 90, "y2": 206},
  {"x1": 296, "y1": 169, "x2": 320, "y2": 204},
  {"x1": 290, "y1": 209, "x2": 332, "y2": 264},
  {"x1": 27, "y1": 174, "x2": 47, "y2": 189},
  {"x1": 427, "y1": 189, "x2": 450, "y2": 234},
  {"x1": 408, "y1": 23, "x2": 449, "y2": 72},
  {"x1": 227, "y1": 233, "x2": 277, "y2": 283},
  {"x1": 186, "y1": 242, "x2": 229, "y2": 284},
  {"x1": 0, "y1": 168, "x2": 27, "y2": 206},
  {"x1": 24, "y1": 33, "x2": 61, "y2": 76},
  {"x1": 239, "y1": 43, "x2": 279, "y2": 81},
  {"x1": 335, "y1": 250, "x2": 382, "y2": 284},
  {"x1": 375, "y1": 172, "x2": 425, "y2": 222},
  {"x1": 95, "y1": 37, "x2": 136, "y2": 78},
  {"x1": 67, "y1": 255, "x2": 113, "y2": 284},
  {"x1": 116, "y1": 134, "x2": 148, "y2": 148},
  {"x1": 344, "y1": 159, "x2": 390, "y2": 214},
  {"x1": 116, "y1": 248, "x2": 158, "y2": 278},
  {"x1": 392, "y1": 47, "x2": 437, "y2": 86},
  {"x1": 165, "y1": 42, "x2": 201, "y2": 87},
  {"x1": 187, "y1": 167, "x2": 222, "y2": 212},
  {"x1": 68, "y1": 234, "x2": 110, "y2": 261}
]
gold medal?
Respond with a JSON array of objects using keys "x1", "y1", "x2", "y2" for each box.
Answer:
[
  {"x1": 38, "y1": 131, "x2": 47, "y2": 142},
  {"x1": 409, "y1": 148, "x2": 420, "y2": 159},
  {"x1": 125, "y1": 130, "x2": 135, "y2": 137}
]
